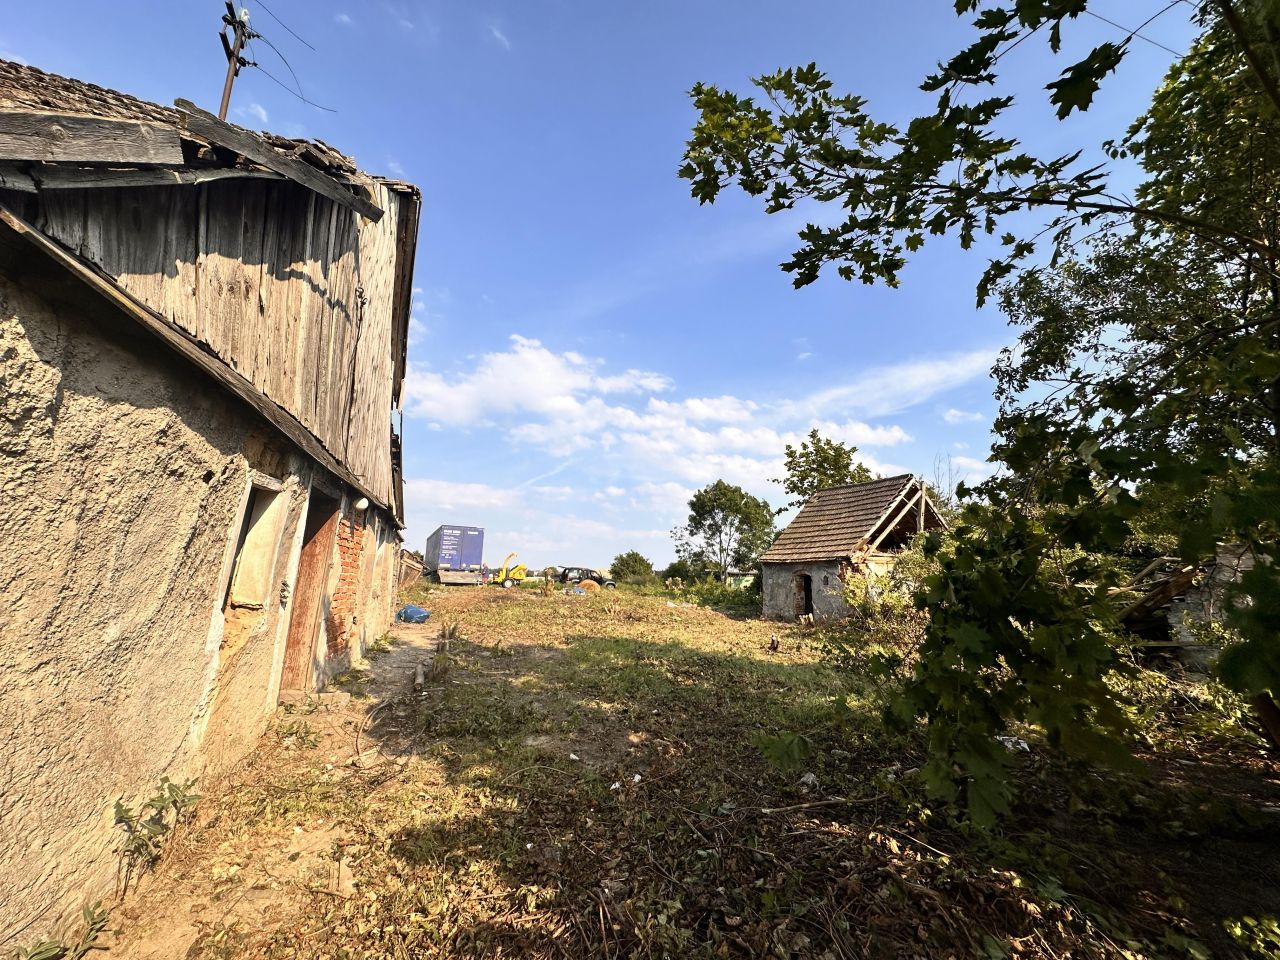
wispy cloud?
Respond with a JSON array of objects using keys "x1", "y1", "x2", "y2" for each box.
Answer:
[
  {"x1": 234, "y1": 102, "x2": 270, "y2": 126},
  {"x1": 529, "y1": 206, "x2": 838, "y2": 328},
  {"x1": 488, "y1": 23, "x2": 511, "y2": 49},
  {"x1": 943, "y1": 408, "x2": 987, "y2": 424},
  {"x1": 384, "y1": 2, "x2": 416, "y2": 30},
  {"x1": 386, "y1": 158, "x2": 406, "y2": 177},
  {"x1": 782, "y1": 349, "x2": 997, "y2": 420},
  {"x1": 334, "y1": 12, "x2": 352, "y2": 25},
  {"x1": 401, "y1": 333, "x2": 965, "y2": 494},
  {"x1": 400, "y1": 333, "x2": 1001, "y2": 557}
]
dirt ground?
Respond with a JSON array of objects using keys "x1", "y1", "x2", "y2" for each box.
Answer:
[{"x1": 100, "y1": 585, "x2": 1280, "y2": 959}]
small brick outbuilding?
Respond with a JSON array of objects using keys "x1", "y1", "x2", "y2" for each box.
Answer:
[{"x1": 760, "y1": 475, "x2": 945, "y2": 622}]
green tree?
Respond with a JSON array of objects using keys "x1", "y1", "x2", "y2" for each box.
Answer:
[
  {"x1": 673, "y1": 480, "x2": 775, "y2": 580},
  {"x1": 772, "y1": 429, "x2": 873, "y2": 512},
  {"x1": 611, "y1": 550, "x2": 655, "y2": 581},
  {"x1": 682, "y1": 4, "x2": 1280, "y2": 822},
  {"x1": 660, "y1": 557, "x2": 701, "y2": 582}
]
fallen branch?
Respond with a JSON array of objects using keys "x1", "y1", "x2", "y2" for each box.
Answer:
[{"x1": 753, "y1": 795, "x2": 885, "y2": 815}]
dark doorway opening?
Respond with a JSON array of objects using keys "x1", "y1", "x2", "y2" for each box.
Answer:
[
  {"x1": 793, "y1": 573, "x2": 813, "y2": 619},
  {"x1": 280, "y1": 488, "x2": 340, "y2": 695}
]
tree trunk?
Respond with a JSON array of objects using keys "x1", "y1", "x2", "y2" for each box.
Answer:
[{"x1": 1252, "y1": 692, "x2": 1280, "y2": 749}]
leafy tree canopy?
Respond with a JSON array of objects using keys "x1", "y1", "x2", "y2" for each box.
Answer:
[
  {"x1": 680, "y1": 1, "x2": 1276, "y2": 304},
  {"x1": 683, "y1": 2, "x2": 1280, "y2": 824},
  {"x1": 772, "y1": 429, "x2": 873, "y2": 512},
  {"x1": 611, "y1": 550, "x2": 656, "y2": 581},
  {"x1": 674, "y1": 480, "x2": 775, "y2": 580}
]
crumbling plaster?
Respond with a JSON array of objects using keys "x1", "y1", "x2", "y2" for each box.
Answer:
[
  {"x1": 762, "y1": 561, "x2": 852, "y2": 622},
  {"x1": 0, "y1": 276, "x2": 306, "y2": 944}
]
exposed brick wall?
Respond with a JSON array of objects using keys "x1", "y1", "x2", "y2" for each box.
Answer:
[{"x1": 326, "y1": 509, "x2": 367, "y2": 656}]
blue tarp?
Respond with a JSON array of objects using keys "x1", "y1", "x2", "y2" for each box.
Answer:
[{"x1": 395, "y1": 604, "x2": 431, "y2": 624}]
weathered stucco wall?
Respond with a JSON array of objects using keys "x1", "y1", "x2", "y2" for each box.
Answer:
[
  {"x1": 0, "y1": 275, "x2": 376, "y2": 946},
  {"x1": 762, "y1": 560, "x2": 851, "y2": 622}
]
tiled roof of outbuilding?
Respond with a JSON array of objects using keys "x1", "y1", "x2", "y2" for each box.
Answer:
[{"x1": 761, "y1": 474, "x2": 924, "y2": 563}]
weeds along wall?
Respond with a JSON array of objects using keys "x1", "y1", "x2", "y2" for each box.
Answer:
[{"x1": 0, "y1": 274, "x2": 398, "y2": 944}]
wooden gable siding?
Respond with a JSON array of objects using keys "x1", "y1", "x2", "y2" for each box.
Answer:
[{"x1": 33, "y1": 179, "x2": 404, "y2": 508}]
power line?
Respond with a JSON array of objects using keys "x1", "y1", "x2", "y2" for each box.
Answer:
[
  {"x1": 247, "y1": 51, "x2": 338, "y2": 112},
  {"x1": 251, "y1": 30, "x2": 303, "y2": 99},
  {"x1": 1083, "y1": 5, "x2": 1184, "y2": 58},
  {"x1": 216, "y1": 3, "x2": 335, "y2": 118},
  {"x1": 246, "y1": 28, "x2": 338, "y2": 113},
  {"x1": 252, "y1": 0, "x2": 316, "y2": 51}
]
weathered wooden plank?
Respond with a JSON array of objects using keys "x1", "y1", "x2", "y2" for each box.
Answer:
[
  {"x1": 388, "y1": 185, "x2": 421, "y2": 406},
  {"x1": 23, "y1": 177, "x2": 401, "y2": 511},
  {"x1": 866, "y1": 486, "x2": 923, "y2": 552},
  {"x1": 174, "y1": 99, "x2": 383, "y2": 222},
  {"x1": 0, "y1": 110, "x2": 184, "y2": 164},
  {"x1": 0, "y1": 202, "x2": 392, "y2": 513},
  {"x1": 27, "y1": 166, "x2": 284, "y2": 190},
  {"x1": 0, "y1": 165, "x2": 36, "y2": 192}
]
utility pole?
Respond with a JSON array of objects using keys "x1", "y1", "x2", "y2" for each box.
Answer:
[{"x1": 217, "y1": 3, "x2": 251, "y2": 121}]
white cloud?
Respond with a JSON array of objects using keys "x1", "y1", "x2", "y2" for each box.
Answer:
[
  {"x1": 952, "y1": 455, "x2": 997, "y2": 482},
  {"x1": 943, "y1": 407, "x2": 986, "y2": 424},
  {"x1": 401, "y1": 335, "x2": 996, "y2": 553},
  {"x1": 784, "y1": 349, "x2": 996, "y2": 420},
  {"x1": 404, "y1": 477, "x2": 521, "y2": 512},
  {"x1": 488, "y1": 24, "x2": 512, "y2": 49},
  {"x1": 404, "y1": 336, "x2": 953, "y2": 487},
  {"x1": 334, "y1": 12, "x2": 353, "y2": 25},
  {"x1": 383, "y1": 2, "x2": 419, "y2": 31},
  {"x1": 647, "y1": 396, "x2": 757, "y2": 423},
  {"x1": 386, "y1": 158, "x2": 406, "y2": 177},
  {"x1": 234, "y1": 102, "x2": 270, "y2": 126},
  {"x1": 403, "y1": 334, "x2": 670, "y2": 425}
]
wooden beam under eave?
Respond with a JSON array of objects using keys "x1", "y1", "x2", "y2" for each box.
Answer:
[
  {"x1": 174, "y1": 99, "x2": 384, "y2": 222},
  {"x1": 0, "y1": 203, "x2": 393, "y2": 516},
  {"x1": 24, "y1": 166, "x2": 286, "y2": 190},
  {"x1": 0, "y1": 110, "x2": 184, "y2": 165},
  {"x1": 866, "y1": 487, "x2": 924, "y2": 553}
]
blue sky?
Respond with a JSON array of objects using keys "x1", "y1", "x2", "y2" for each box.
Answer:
[{"x1": 4, "y1": 3, "x2": 1196, "y2": 568}]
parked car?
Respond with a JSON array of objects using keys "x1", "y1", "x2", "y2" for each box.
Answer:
[{"x1": 559, "y1": 566, "x2": 616, "y2": 589}]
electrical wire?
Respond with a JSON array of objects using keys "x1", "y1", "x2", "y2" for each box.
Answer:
[
  {"x1": 251, "y1": 0, "x2": 316, "y2": 51},
  {"x1": 1084, "y1": 8, "x2": 1183, "y2": 57},
  {"x1": 245, "y1": 32, "x2": 337, "y2": 113}
]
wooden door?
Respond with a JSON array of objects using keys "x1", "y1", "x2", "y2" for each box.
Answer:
[{"x1": 280, "y1": 490, "x2": 340, "y2": 694}]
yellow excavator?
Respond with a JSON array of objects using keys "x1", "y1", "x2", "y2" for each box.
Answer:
[{"x1": 493, "y1": 552, "x2": 528, "y2": 588}]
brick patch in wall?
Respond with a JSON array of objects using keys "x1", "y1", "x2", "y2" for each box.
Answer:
[{"x1": 326, "y1": 511, "x2": 368, "y2": 656}]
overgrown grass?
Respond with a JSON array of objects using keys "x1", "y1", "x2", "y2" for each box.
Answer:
[{"x1": 125, "y1": 587, "x2": 1280, "y2": 960}]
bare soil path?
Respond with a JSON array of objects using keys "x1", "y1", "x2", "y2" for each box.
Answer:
[{"x1": 103, "y1": 586, "x2": 1279, "y2": 959}]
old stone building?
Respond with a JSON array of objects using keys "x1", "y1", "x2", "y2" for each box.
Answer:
[
  {"x1": 0, "y1": 61, "x2": 420, "y2": 944},
  {"x1": 761, "y1": 475, "x2": 945, "y2": 622}
]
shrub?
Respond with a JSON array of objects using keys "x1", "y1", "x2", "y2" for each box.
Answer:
[
  {"x1": 612, "y1": 550, "x2": 656, "y2": 582},
  {"x1": 814, "y1": 538, "x2": 937, "y2": 684},
  {"x1": 686, "y1": 578, "x2": 760, "y2": 615}
]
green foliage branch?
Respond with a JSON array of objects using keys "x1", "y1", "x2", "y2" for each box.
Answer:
[
  {"x1": 771, "y1": 428, "x2": 873, "y2": 512},
  {"x1": 683, "y1": 1, "x2": 1280, "y2": 824}
]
